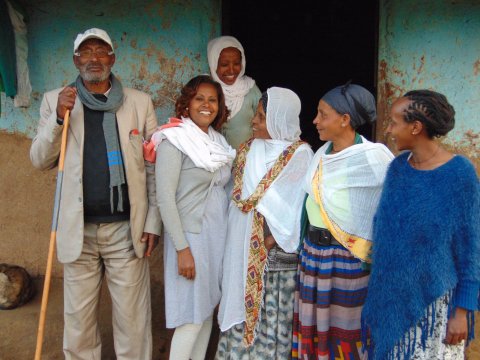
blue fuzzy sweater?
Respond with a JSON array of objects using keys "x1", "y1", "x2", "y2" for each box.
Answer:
[{"x1": 362, "y1": 152, "x2": 480, "y2": 360}]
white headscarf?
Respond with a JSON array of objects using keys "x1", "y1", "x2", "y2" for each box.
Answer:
[
  {"x1": 218, "y1": 87, "x2": 313, "y2": 332},
  {"x1": 265, "y1": 87, "x2": 301, "y2": 142},
  {"x1": 207, "y1": 36, "x2": 256, "y2": 119}
]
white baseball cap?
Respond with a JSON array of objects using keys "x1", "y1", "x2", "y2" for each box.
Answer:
[{"x1": 73, "y1": 28, "x2": 114, "y2": 54}]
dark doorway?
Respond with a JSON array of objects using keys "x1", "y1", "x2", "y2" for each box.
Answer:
[{"x1": 222, "y1": 0, "x2": 378, "y2": 150}]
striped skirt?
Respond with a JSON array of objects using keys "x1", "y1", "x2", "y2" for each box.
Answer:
[{"x1": 292, "y1": 238, "x2": 370, "y2": 360}]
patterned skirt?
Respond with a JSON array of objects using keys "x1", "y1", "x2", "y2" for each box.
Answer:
[
  {"x1": 388, "y1": 294, "x2": 464, "y2": 360},
  {"x1": 292, "y1": 238, "x2": 370, "y2": 360},
  {"x1": 215, "y1": 270, "x2": 296, "y2": 360}
]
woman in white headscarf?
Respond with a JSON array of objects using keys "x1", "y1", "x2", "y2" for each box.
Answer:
[
  {"x1": 215, "y1": 87, "x2": 314, "y2": 359},
  {"x1": 208, "y1": 35, "x2": 262, "y2": 149}
]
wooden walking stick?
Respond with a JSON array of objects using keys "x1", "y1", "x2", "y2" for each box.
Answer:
[{"x1": 34, "y1": 110, "x2": 70, "y2": 360}]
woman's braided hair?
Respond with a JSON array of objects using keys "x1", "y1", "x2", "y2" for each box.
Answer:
[{"x1": 402, "y1": 89, "x2": 455, "y2": 138}]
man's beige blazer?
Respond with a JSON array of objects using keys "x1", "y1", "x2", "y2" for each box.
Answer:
[{"x1": 30, "y1": 86, "x2": 162, "y2": 263}]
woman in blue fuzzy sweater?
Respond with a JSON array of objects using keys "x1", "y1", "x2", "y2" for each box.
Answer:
[{"x1": 362, "y1": 90, "x2": 480, "y2": 360}]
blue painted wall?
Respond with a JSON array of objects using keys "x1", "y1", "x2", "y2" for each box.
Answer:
[
  {"x1": 377, "y1": 0, "x2": 480, "y2": 167},
  {"x1": 0, "y1": 0, "x2": 221, "y2": 136}
]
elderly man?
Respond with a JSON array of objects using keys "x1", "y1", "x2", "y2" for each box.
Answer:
[{"x1": 30, "y1": 28, "x2": 161, "y2": 359}]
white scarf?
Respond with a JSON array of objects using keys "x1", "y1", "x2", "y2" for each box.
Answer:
[
  {"x1": 218, "y1": 139, "x2": 313, "y2": 332},
  {"x1": 207, "y1": 36, "x2": 256, "y2": 119},
  {"x1": 217, "y1": 87, "x2": 313, "y2": 332},
  {"x1": 151, "y1": 117, "x2": 236, "y2": 172},
  {"x1": 245, "y1": 139, "x2": 312, "y2": 252},
  {"x1": 305, "y1": 138, "x2": 394, "y2": 260}
]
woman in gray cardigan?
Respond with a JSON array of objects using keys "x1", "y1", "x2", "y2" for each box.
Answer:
[{"x1": 152, "y1": 75, "x2": 236, "y2": 360}]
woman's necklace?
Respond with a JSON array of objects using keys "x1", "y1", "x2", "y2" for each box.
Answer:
[{"x1": 410, "y1": 145, "x2": 441, "y2": 169}]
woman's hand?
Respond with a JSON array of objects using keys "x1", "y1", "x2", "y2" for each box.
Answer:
[
  {"x1": 445, "y1": 307, "x2": 468, "y2": 345},
  {"x1": 177, "y1": 247, "x2": 196, "y2": 280},
  {"x1": 264, "y1": 235, "x2": 276, "y2": 252}
]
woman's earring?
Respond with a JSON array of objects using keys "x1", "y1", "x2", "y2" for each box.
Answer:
[{"x1": 341, "y1": 123, "x2": 346, "y2": 128}]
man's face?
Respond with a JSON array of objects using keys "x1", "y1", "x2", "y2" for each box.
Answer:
[{"x1": 73, "y1": 39, "x2": 115, "y2": 84}]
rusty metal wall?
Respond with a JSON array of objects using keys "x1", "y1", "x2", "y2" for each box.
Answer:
[
  {"x1": 377, "y1": 0, "x2": 480, "y2": 169},
  {"x1": 0, "y1": 0, "x2": 221, "y2": 136}
]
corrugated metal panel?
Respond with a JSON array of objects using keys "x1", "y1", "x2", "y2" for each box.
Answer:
[
  {"x1": 377, "y1": 0, "x2": 480, "y2": 169},
  {"x1": 0, "y1": 0, "x2": 221, "y2": 137}
]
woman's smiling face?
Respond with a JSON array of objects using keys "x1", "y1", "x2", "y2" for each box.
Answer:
[
  {"x1": 312, "y1": 100, "x2": 345, "y2": 142},
  {"x1": 251, "y1": 101, "x2": 271, "y2": 140},
  {"x1": 216, "y1": 47, "x2": 242, "y2": 85},
  {"x1": 188, "y1": 83, "x2": 219, "y2": 133}
]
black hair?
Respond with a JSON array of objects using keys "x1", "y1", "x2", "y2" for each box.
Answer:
[{"x1": 403, "y1": 89, "x2": 455, "y2": 138}]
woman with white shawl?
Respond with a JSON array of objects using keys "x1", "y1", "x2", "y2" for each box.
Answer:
[
  {"x1": 207, "y1": 35, "x2": 262, "y2": 149},
  {"x1": 153, "y1": 75, "x2": 236, "y2": 360},
  {"x1": 216, "y1": 87, "x2": 313, "y2": 359},
  {"x1": 292, "y1": 83, "x2": 394, "y2": 360}
]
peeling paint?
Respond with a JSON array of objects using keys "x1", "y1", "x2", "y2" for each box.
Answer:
[
  {"x1": 443, "y1": 130, "x2": 480, "y2": 173},
  {"x1": 0, "y1": 0, "x2": 221, "y2": 136},
  {"x1": 474, "y1": 59, "x2": 480, "y2": 76},
  {"x1": 377, "y1": 0, "x2": 480, "y2": 164}
]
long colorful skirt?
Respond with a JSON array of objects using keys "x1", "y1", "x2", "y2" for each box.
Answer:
[
  {"x1": 292, "y1": 238, "x2": 370, "y2": 360},
  {"x1": 216, "y1": 270, "x2": 296, "y2": 359}
]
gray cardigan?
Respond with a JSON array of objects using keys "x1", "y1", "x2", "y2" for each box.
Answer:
[{"x1": 155, "y1": 140, "x2": 220, "y2": 250}]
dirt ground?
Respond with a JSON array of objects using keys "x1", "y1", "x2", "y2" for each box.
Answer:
[
  {"x1": 0, "y1": 277, "x2": 173, "y2": 360},
  {"x1": 0, "y1": 276, "x2": 224, "y2": 360},
  {"x1": 0, "y1": 276, "x2": 479, "y2": 359}
]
